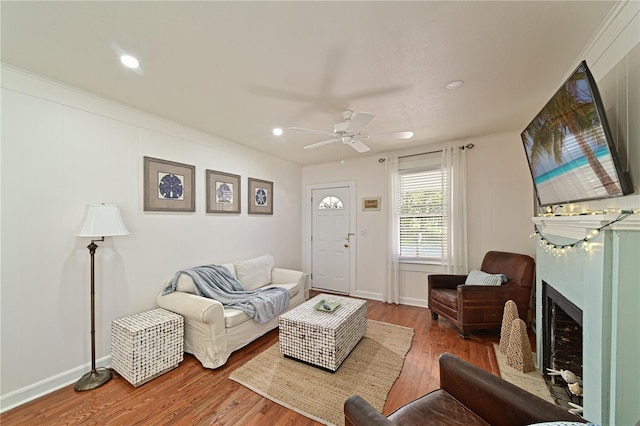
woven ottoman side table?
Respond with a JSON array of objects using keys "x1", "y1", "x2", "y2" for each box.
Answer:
[
  {"x1": 111, "y1": 308, "x2": 184, "y2": 387},
  {"x1": 279, "y1": 293, "x2": 367, "y2": 371}
]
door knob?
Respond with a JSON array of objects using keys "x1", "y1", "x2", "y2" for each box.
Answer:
[{"x1": 345, "y1": 232, "x2": 355, "y2": 248}]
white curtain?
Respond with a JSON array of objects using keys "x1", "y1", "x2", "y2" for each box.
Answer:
[
  {"x1": 441, "y1": 146, "x2": 468, "y2": 274},
  {"x1": 385, "y1": 155, "x2": 400, "y2": 304}
]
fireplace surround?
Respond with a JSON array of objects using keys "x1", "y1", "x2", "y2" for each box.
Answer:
[{"x1": 533, "y1": 214, "x2": 640, "y2": 425}]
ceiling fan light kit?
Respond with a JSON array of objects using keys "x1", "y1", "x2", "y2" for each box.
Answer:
[{"x1": 289, "y1": 110, "x2": 413, "y2": 154}]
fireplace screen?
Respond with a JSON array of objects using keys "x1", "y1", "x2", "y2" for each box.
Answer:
[{"x1": 542, "y1": 282, "x2": 583, "y2": 407}]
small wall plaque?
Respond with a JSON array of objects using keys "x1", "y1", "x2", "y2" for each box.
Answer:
[{"x1": 362, "y1": 197, "x2": 381, "y2": 211}]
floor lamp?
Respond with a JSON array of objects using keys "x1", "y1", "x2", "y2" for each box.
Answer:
[{"x1": 75, "y1": 203, "x2": 129, "y2": 391}]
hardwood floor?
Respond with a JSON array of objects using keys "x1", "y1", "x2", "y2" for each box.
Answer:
[{"x1": 1, "y1": 295, "x2": 505, "y2": 425}]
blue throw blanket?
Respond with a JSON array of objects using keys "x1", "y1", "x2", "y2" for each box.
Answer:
[{"x1": 162, "y1": 264, "x2": 290, "y2": 324}]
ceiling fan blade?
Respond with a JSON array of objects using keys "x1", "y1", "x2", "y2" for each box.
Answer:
[
  {"x1": 367, "y1": 131, "x2": 414, "y2": 140},
  {"x1": 249, "y1": 85, "x2": 319, "y2": 103},
  {"x1": 343, "y1": 85, "x2": 408, "y2": 101},
  {"x1": 346, "y1": 112, "x2": 375, "y2": 131},
  {"x1": 288, "y1": 127, "x2": 336, "y2": 137},
  {"x1": 304, "y1": 138, "x2": 340, "y2": 150},
  {"x1": 344, "y1": 138, "x2": 370, "y2": 153}
]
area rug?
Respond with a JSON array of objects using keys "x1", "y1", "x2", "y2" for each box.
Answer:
[
  {"x1": 493, "y1": 343, "x2": 555, "y2": 403},
  {"x1": 229, "y1": 320, "x2": 414, "y2": 426}
]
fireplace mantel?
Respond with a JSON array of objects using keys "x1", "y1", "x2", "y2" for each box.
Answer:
[
  {"x1": 533, "y1": 214, "x2": 640, "y2": 240},
  {"x1": 533, "y1": 215, "x2": 639, "y2": 425}
]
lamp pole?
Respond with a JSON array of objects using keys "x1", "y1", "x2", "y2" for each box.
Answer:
[{"x1": 75, "y1": 238, "x2": 112, "y2": 391}]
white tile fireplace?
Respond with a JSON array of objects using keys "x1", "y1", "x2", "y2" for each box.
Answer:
[{"x1": 533, "y1": 214, "x2": 640, "y2": 426}]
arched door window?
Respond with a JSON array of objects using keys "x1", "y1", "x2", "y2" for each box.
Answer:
[{"x1": 318, "y1": 196, "x2": 344, "y2": 210}]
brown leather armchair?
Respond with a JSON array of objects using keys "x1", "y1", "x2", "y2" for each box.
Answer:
[
  {"x1": 428, "y1": 251, "x2": 535, "y2": 339},
  {"x1": 344, "y1": 353, "x2": 586, "y2": 426}
]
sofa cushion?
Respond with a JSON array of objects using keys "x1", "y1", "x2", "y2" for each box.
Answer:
[
  {"x1": 171, "y1": 263, "x2": 237, "y2": 294},
  {"x1": 175, "y1": 273, "x2": 196, "y2": 294},
  {"x1": 223, "y1": 282, "x2": 300, "y2": 329},
  {"x1": 264, "y1": 282, "x2": 299, "y2": 299},
  {"x1": 234, "y1": 255, "x2": 274, "y2": 291},
  {"x1": 221, "y1": 263, "x2": 237, "y2": 279},
  {"x1": 431, "y1": 288, "x2": 458, "y2": 309},
  {"x1": 388, "y1": 389, "x2": 489, "y2": 425},
  {"x1": 224, "y1": 308, "x2": 252, "y2": 328}
]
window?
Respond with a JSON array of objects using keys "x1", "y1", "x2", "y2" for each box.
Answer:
[
  {"x1": 398, "y1": 162, "x2": 446, "y2": 262},
  {"x1": 318, "y1": 196, "x2": 344, "y2": 210}
]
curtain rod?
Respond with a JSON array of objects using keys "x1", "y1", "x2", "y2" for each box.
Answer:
[{"x1": 395, "y1": 143, "x2": 475, "y2": 160}]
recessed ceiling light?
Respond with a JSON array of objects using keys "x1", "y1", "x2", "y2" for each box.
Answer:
[
  {"x1": 272, "y1": 128, "x2": 283, "y2": 136},
  {"x1": 120, "y1": 54, "x2": 139, "y2": 69},
  {"x1": 446, "y1": 80, "x2": 464, "y2": 90}
]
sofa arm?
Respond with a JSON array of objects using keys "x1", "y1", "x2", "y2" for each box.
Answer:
[
  {"x1": 156, "y1": 292, "x2": 225, "y2": 326},
  {"x1": 457, "y1": 285, "x2": 532, "y2": 320},
  {"x1": 271, "y1": 268, "x2": 304, "y2": 285},
  {"x1": 438, "y1": 353, "x2": 586, "y2": 425},
  {"x1": 457, "y1": 284, "x2": 530, "y2": 299},
  {"x1": 344, "y1": 395, "x2": 393, "y2": 426}
]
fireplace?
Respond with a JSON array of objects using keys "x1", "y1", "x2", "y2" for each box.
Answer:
[
  {"x1": 533, "y1": 213, "x2": 640, "y2": 425},
  {"x1": 542, "y1": 282, "x2": 583, "y2": 407}
]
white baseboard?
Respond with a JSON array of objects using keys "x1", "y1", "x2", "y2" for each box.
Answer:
[
  {"x1": 350, "y1": 290, "x2": 383, "y2": 301},
  {"x1": 398, "y1": 296, "x2": 427, "y2": 308},
  {"x1": 350, "y1": 290, "x2": 427, "y2": 308},
  {"x1": 0, "y1": 355, "x2": 111, "y2": 413}
]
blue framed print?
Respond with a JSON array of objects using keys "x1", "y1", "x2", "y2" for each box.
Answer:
[
  {"x1": 247, "y1": 178, "x2": 273, "y2": 215},
  {"x1": 143, "y1": 156, "x2": 195, "y2": 212},
  {"x1": 206, "y1": 169, "x2": 240, "y2": 213}
]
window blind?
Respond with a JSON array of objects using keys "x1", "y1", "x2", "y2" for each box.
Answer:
[{"x1": 398, "y1": 167, "x2": 446, "y2": 260}]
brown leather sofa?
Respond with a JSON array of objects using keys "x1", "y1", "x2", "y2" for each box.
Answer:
[
  {"x1": 428, "y1": 251, "x2": 535, "y2": 338},
  {"x1": 344, "y1": 352, "x2": 586, "y2": 426}
]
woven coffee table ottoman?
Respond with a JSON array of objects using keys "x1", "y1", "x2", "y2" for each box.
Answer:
[
  {"x1": 279, "y1": 293, "x2": 367, "y2": 371},
  {"x1": 111, "y1": 308, "x2": 184, "y2": 387}
]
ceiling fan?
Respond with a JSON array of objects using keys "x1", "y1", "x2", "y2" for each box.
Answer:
[{"x1": 288, "y1": 110, "x2": 414, "y2": 153}]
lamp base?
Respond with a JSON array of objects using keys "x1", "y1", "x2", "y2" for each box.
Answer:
[{"x1": 74, "y1": 368, "x2": 112, "y2": 391}]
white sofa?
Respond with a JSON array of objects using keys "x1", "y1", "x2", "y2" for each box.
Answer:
[{"x1": 156, "y1": 254, "x2": 307, "y2": 369}]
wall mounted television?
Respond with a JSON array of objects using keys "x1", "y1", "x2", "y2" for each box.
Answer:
[{"x1": 521, "y1": 60, "x2": 633, "y2": 207}]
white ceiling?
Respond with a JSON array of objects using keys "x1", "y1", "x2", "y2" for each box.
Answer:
[{"x1": 1, "y1": 1, "x2": 617, "y2": 166}]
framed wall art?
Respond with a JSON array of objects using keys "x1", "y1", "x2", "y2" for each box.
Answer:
[
  {"x1": 206, "y1": 169, "x2": 240, "y2": 213},
  {"x1": 143, "y1": 156, "x2": 195, "y2": 212},
  {"x1": 362, "y1": 197, "x2": 381, "y2": 211},
  {"x1": 248, "y1": 178, "x2": 273, "y2": 215}
]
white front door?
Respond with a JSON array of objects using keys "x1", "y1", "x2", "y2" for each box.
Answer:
[{"x1": 311, "y1": 187, "x2": 352, "y2": 293}]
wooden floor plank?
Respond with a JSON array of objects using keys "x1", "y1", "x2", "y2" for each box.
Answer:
[{"x1": 1, "y1": 293, "x2": 516, "y2": 425}]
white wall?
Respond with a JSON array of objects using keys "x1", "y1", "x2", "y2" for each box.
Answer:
[
  {"x1": 466, "y1": 133, "x2": 539, "y2": 262},
  {"x1": 302, "y1": 132, "x2": 537, "y2": 305},
  {"x1": 0, "y1": 66, "x2": 302, "y2": 410}
]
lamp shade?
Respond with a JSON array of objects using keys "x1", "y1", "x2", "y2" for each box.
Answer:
[{"x1": 77, "y1": 203, "x2": 130, "y2": 237}]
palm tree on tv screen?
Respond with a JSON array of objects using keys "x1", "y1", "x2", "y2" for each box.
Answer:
[{"x1": 523, "y1": 64, "x2": 619, "y2": 195}]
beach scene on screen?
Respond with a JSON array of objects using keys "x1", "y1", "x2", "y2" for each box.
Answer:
[{"x1": 528, "y1": 136, "x2": 623, "y2": 205}]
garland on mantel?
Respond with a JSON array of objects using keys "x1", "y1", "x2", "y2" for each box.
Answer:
[
  {"x1": 537, "y1": 206, "x2": 640, "y2": 217},
  {"x1": 531, "y1": 209, "x2": 638, "y2": 255}
]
